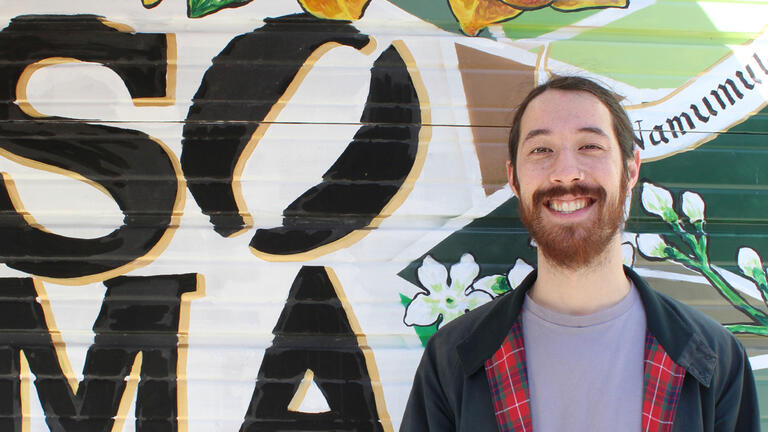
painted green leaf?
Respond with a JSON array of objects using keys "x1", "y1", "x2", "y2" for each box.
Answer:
[
  {"x1": 188, "y1": 0, "x2": 252, "y2": 18},
  {"x1": 490, "y1": 275, "x2": 511, "y2": 295}
]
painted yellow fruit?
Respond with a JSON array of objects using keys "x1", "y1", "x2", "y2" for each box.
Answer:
[
  {"x1": 298, "y1": 0, "x2": 372, "y2": 21},
  {"x1": 449, "y1": 0, "x2": 628, "y2": 36},
  {"x1": 448, "y1": 0, "x2": 523, "y2": 36}
]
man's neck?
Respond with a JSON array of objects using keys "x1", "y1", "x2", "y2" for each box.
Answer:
[{"x1": 529, "y1": 239, "x2": 630, "y2": 315}]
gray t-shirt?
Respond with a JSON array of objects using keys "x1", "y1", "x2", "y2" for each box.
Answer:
[{"x1": 522, "y1": 282, "x2": 646, "y2": 432}]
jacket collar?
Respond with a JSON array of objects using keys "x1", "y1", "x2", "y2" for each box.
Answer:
[{"x1": 456, "y1": 265, "x2": 716, "y2": 387}]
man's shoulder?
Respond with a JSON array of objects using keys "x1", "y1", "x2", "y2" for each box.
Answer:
[
  {"x1": 629, "y1": 267, "x2": 744, "y2": 354},
  {"x1": 652, "y1": 288, "x2": 738, "y2": 342},
  {"x1": 647, "y1": 287, "x2": 749, "y2": 374}
]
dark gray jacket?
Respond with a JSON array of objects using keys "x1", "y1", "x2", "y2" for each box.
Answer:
[{"x1": 401, "y1": 267, "x2": 759, "y2": 431}]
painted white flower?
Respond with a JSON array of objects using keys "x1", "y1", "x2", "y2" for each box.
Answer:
[
  {"x1": 404, "y1": 254, "x2": 493, "y2": 327},
  {"x1": 681, "y1": 191, "x2": 705, "y2": 223},
  {"x1": 636, "y1": 234, "x2": 668, "y2": 259},
  {"x1": 641, "y1": 182, "x2": 677, "y2": 222},
  {"x1": 474, "y1": 258, "x2": 534, "y2": 295},
  {"x1": 738, "y1": 247, "x2": 763, "y2": 277}
]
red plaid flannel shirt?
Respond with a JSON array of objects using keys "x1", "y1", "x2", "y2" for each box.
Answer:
[{"x1": 484, "y1": 318, "x2": 685, "y2": 432}]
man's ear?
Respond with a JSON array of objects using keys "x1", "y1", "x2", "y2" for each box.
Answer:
[
  {"x1": 627, "y1": 149, "x2": 641, "y2": 189},
  {"x1": 506, "y1": 160, "x2": 520, "y2": 197}
]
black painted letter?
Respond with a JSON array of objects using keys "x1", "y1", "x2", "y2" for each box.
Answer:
[
  {"x1": 240, "y1": 266, "x2": 386, "y2": 431},
  {"x1": 0, "y1": 15, "x2": 181, "y2": 281},
  {"x1": 0, "y1": 274, "x2": 199, "y2": 431}
]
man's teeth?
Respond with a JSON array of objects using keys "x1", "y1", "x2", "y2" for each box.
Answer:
[{"x1": 549, "y1": 198, "x2": 589, "y2": 213}]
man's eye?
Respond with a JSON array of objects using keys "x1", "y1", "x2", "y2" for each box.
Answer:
[
  {"x1": 531, "y1": 147, "x2": 551, "y2": 153},
  {"x1": 581, "y1": 144, "x2": 602, "y2": 150}
]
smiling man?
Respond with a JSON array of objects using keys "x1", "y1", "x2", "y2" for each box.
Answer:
[{"x1": 400, "y1": 77, "x2": 759, "y2": 431}]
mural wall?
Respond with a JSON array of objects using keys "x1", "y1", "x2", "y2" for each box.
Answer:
[{"x1": 1, "y1": 0, "x2": 767, "y2": 429}]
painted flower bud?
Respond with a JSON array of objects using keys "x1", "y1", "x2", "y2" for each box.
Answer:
[
  {"x1": 682, "y1": 191, "x2": 705, "y2": 222},
  {"x1": 641, "y1": 182, "x2": 676, "y2": 222},
  {"x1": 636, "y1": 234, "x2": 668, "y2": 259},
  {"x1": 738, "y1": 247, "x2": 763, "y2": 276}
]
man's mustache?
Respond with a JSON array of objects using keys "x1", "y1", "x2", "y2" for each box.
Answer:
[{"x1": 532, "y1": 184, "x2": 607, "y2": 207}]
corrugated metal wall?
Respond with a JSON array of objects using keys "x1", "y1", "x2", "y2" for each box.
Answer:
[{"x1": 0, "y1": 0, "x2": 767, "y2": 430}]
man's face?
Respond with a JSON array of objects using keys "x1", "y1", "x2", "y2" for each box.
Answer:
[{"x1": 507, "y1": 89, "x2": 640, "y2": 269}]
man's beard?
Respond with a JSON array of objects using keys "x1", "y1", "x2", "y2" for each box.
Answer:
[{"x1": 518, "y1": 179, "x2": 628, "y2": 270}]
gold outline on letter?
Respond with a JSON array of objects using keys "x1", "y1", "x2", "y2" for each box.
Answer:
[
  {"x1": 133, "y1": 33, "x2": 177, "y2": 107},
  {"x1": 15, "y1": 23, "x2": 176, "y2": 115},
  {"x1": 98, "y1": 18, "x2": 136, "y2": 33},
  {"x1": 176, "y1": 274, "x2": 206, "y2": 432},
  {"x1": 250, "y1": 39, "x2": 431, "y2": 262},
  {"x1": 19, "y1": 351, "x2": 31, "y2": 432},
  {"x1": 33, "y1": 279, "x2": 80, "y2": 394},
  {"x1": 325, "y1": 267, "x2": 393, "y2": 432},
  {"x1": 111, "y1": 352, "x2": 143, "y2": 432},
  {"x1": 16, "y1": 57, "x2": 83, "y2": 119},
  {"x1": 287, "y1": 369, "x2": 323, "y2": 412},
  {"x1": 18, "y1": 278, "x2": 96, "y2": 428}
]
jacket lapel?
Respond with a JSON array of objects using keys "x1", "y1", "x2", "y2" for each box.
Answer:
[
  {"x1": 484, "y1": 318, "x2": 531, "y2": 432},
  {"x1": 483, "y1": 318, "x2": 686, "y2": 432},
  {"x1": 642, "y1": 329, "x2": 686, "y2": 432}
]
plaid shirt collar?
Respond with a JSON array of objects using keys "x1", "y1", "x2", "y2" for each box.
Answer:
[
  {"x1": 456, "y1": 267, "x2": 715, "y2": 386},
  {"x1": 484, "y1": 317, "x2": 686, "y2": 432}
]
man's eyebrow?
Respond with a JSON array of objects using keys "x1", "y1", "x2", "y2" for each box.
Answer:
[
  {"x1": 522, "y1": 126, "x2": 608, "y2": 142},
  {"x1": 579, "y1": 126, "x2": 609, "y2": 137},
  {"x1": 522, "y1": 129, "x2": 550, "y2": 142}
]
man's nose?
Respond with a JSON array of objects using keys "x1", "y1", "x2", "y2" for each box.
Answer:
[{"x1": 549, "y1": 151, "x2": 584, "y2": 184}]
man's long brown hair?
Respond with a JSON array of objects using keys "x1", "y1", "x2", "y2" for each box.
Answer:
[{"x1": 507, "y1": 77, "x2": 636, "y2": 171}]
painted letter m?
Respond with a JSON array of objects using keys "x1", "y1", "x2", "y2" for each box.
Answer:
[{"x1": 0, "y1": 275, "x2": 199, "y2": 431}]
